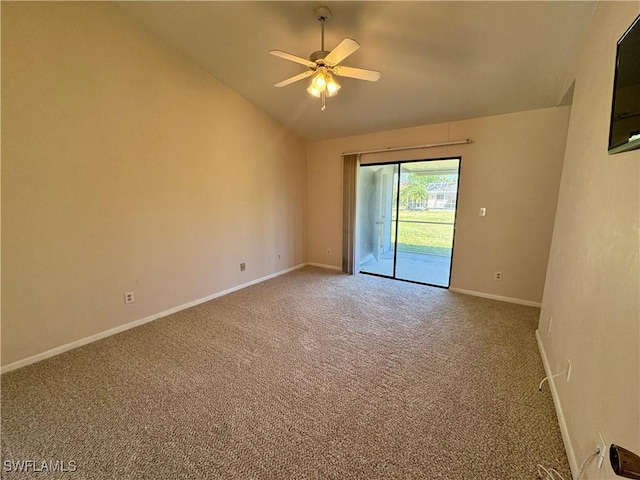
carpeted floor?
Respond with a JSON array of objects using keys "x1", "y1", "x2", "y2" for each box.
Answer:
[{"x1": 1, "y1": 267, "x2": 569, "y2": 479}]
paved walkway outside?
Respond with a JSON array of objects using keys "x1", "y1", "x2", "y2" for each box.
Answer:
[{"x1": 359, "y1": 250, "x2": 451, "y2": 287}]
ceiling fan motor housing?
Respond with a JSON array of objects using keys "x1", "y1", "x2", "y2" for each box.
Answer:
[{"x1": 310, "y1": 51, "x2": 330, "y2": 63}]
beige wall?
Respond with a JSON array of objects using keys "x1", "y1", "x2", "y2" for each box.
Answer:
[
  {"x1": 307, "y1": 107, "x2": 571, "y2": 303},
  {"x1": 538, "y1": 3, "x2": 640, "y2": 478},
  {"x1": 1, "y1": 2, "x2": 306, "y2": 367}
]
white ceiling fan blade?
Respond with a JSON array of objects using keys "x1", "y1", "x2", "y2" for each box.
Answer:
[
  {"x1": 333, "y1": 65, "x2": 381, "y2": 82},
  {"x1": 269, "y1": 50, "x2": 315, "y2": 68},
  {"x1": 324, "y1": 38, "x2": 360, "y2": 66},
  {"x1": 274, "y1": 70, "x2": 314, "y2": 88}
]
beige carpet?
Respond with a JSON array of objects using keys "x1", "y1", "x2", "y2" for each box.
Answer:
[{"x1": 1, "y1": 267, "x2": 569, "y2": 479}]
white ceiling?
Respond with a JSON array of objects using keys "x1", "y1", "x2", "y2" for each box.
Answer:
[{"x1": 117, "y1": 1, "x2": 596, "y2": 141}]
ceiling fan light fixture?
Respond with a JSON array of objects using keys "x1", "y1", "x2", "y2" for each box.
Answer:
[
  {"x1": 326, "y1": 75, "x2": 341, "y2": 97},
  {"x1": 307, "y1": 83, "x2": 322, "y2": 97},
  {"x1": 307, "y1": 70, "x2": 340, "y2": 99},
  {"x1": 312, "y1": 71, "x2": 327, "y2": 89}
]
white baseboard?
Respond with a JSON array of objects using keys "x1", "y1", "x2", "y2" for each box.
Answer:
[
  {"x1": 536, "y1": 330, "x2": 578, "y2": 478},
  {"x1": 305, "y1": 262, "x2": 342, "y2": 271},
  {"x1": 1, "y1": 263, "x2": 308, "y2": 375},
  {"x1": 449, "y1": 287, "x2": 542, "y2": 307}
]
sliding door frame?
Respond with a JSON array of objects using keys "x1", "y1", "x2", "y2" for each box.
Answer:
[{"x1": 358, "y1": 155, "x2": 462, "y2": 289}]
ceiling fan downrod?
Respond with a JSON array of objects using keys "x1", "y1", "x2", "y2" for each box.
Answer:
[
  {"x1": 320, "y1": 13, "x2": 325, "y2": 52},
  {"x1": 315, "y1": 7, "x2": 331, "y2": 112},
  {"x1": 311, "y1": 7, "x2": 331, "y2": 63}
]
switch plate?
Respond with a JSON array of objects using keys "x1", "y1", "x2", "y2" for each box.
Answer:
[
  {"x1": 240, "y1": 263, "x2": 246, "y2": 272},
  {"x1": 327, "y1": 248, "x2": 332, "y2": 256},
  {"x1": 479, "y1": 207, "x2": 486, "y2": 216}
]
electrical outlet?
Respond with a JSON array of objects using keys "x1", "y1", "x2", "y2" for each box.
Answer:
[
  {"x1": 548, "y1": 316, "x2": 553, "y2": 336},
  {"x1": 278, "y1": 254, "x2": 281, "y2": 259},
  {"x1": 494, "y1": 271, "x2": 503, "y2": 281},
  {"x1": 566, "y1": 359, "x2": 572, "y2": 382},
  {"x1": 124, "y1": 292, "x2": 135, "y2": 304},
  {"x1": 327, "y1": 248, "x2": 332, "y2": 256},
  {"x1": 240, "y1": 262, "x2": 246, "y2": 272}
]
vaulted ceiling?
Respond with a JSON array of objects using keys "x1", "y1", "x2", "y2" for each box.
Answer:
[{"x1": 117, "y1": 1, "x2": 596, "y2": 141}]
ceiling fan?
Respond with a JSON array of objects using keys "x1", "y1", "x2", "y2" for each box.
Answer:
[{"x1": 269, "y1": 6, "x2": 381, "y2": 111}]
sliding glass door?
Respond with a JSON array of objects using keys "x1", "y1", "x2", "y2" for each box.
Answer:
[{"x1": 358, "y1": 158, "x2": 460, "y2": 287}]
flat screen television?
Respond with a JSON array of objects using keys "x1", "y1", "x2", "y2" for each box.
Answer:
[{"x1": 608, "y1": 14, "x2": 640, "y2": 155}]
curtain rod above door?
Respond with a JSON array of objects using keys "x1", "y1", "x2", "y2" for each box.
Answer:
[{"x1": 342, "y1": 139, "x2": 472, "y2": 156}]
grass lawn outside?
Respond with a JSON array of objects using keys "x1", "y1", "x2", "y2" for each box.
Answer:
[
  {"x1": 397, "y1": 210, "x2": 456, "y2": 223},
  {"x1": 392, "y1": 209, "x2": 455, "y2": 256}
]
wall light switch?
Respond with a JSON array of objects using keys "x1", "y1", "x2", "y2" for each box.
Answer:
[{"x1": 479, "y1": 207, "x2": 486, "y2": 217}]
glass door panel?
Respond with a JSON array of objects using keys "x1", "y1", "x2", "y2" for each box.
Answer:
[
  {"x1": 358, "y1": 163, "x2": 398, "y2": 277},
  {"x1": 395, "y1": 160, "x2": 459, "y2": 286}
]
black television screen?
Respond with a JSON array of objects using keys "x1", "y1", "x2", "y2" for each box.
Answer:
[{"x1": 608, "y1": 14, "x2": 640, "y2": 155}]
